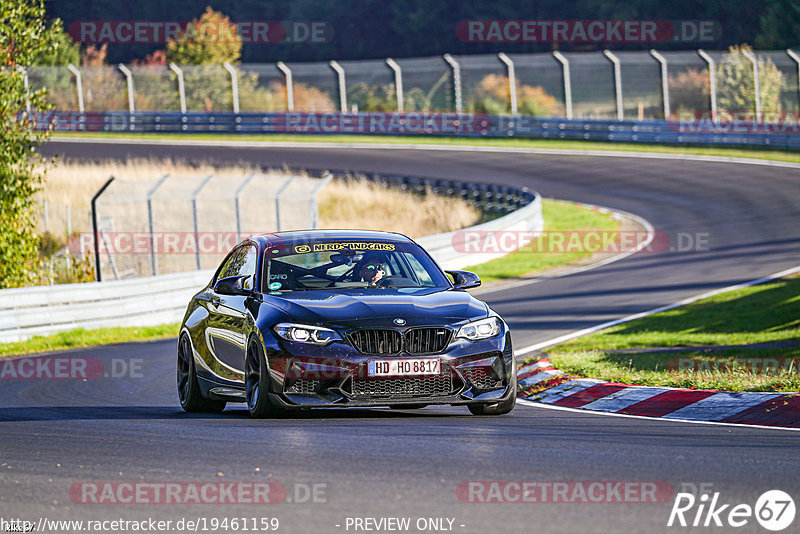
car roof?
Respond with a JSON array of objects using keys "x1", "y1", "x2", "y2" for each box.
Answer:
[{"x1": 256, "y1": 229, "x2": 415, "y2": 246}]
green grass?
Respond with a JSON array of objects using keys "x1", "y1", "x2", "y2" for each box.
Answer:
[
  {"x1": 0, "y1": 323, "x2": 179, "y2": 358},
  {"x1": 53, "y1": 132, "x2": 800, "y2": 164},
  {"x1": 543, "y1": 275, "x2": 800, "y2": 392},
  {"x1": 469, "y1": 199, "x2": 620, "y2": 282}
]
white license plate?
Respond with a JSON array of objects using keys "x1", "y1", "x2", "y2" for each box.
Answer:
[{"x1": 367, "y1": 359, "x2": 441, "y2": 377}]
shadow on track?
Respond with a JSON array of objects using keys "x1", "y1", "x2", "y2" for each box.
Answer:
[{"x1": 0, "y1": 405, "x2": 471, "y2": 423}]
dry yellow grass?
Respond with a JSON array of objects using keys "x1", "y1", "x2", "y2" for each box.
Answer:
[
  {"x1": 35, "y1": 159, "x2": 481, "y2": 239},
  {"x1": 317, "y1": 179, "x2": 481, "y2": 237}
]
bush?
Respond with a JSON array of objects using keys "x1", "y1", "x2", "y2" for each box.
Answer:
[
  {"x1": 668, "y1": 68, "x2": 710, "y2": 119},
  {"x1": 668, "y1": 45, "x2": 785, "y2": 119},
  {"x1": 80, "y1": 45, "x2": 129, "y2": 111},
  {"x1": 347, "y1": 82, "x2": 397, "y2": 112},
  {"x1": 0, "y1": 0, "x2": 60, "y2": 288},
  {"x1": 717, "y1": 45, "x2": 784, "y2": 114},
  {"x1": 467, "y1": 74, "x2": 559, "y2": 116}
]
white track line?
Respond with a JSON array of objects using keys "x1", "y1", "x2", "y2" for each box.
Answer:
[
  {"x1": 515, "y1": 264, "x2": 800, "y2": 356},
  {"x1": 51, "y1": 136, "x2": 800, "y2": 170},
  {"x1": 516, "y1": 398, "x2": 800, "y2": 433}
]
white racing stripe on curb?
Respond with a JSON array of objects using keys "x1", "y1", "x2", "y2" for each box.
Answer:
[
  {"x1": 515, "y1": 264, "x2": 800, "y2": 356},
  {"x1": 515, "y1": 398, "x2": 800, "y2": 433},
  {"x1": 662, "y1": 392, "x2": 784, "y2": 422},
  {"x1": 580, "y1": 387, "x2": 666, "y2": 412}
]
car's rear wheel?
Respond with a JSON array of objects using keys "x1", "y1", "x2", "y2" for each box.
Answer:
[
  {"x1": 245, "y1": 338, "x2": 284, "y2": 418},
  {"x1": 177, "y1": 335, "x2": 226, "y2": 413},
  {"x1": 468, "y1": 374, "x2": 517, "y2": 416}
]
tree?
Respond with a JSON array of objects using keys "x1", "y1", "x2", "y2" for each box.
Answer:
[
  {"x1": 717, "y1": 45, "x2": 784, "y2": 115},
  {"x1": 0, "y1": 0, "x2": 60, "y2": 287},
  {"x1": 164, "y1": 7, "x2": 243, "y2": 111},
  {"x1": 29, "y1": 19, "x2": 80, "y2": 66},
  {"x1": 166, "y1": 7, "x2": 242, "y2": 65},
  {"x1": 755, "y1": 0, "x2": 800, "y2": 49}
]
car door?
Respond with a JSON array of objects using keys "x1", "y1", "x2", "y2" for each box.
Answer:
[{"x1": 205, "y1": 244, "x2": 258, "y2": 377}]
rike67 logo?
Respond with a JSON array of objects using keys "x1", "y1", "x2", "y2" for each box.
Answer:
[{"x1": 668, "y1": 488, "x2": 795, "y2": 531}]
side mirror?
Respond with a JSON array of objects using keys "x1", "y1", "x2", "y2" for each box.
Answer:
[
  {"x1": 446, "y1": 270, "x2": 481, "y2": 290},
  {"x1": 214, "y1": 275, "x2": 252, "y2": 295}
]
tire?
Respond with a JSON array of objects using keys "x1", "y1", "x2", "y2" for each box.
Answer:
[
  {"x1": 245, "y1": 338, "x2": 284, "y2": 418},
  {"x1": 468, "y1": 374, "x2": 517, "y2": 416},
  {"x1": 177, "y1": 335, "x2": 226, "y2": 413}
]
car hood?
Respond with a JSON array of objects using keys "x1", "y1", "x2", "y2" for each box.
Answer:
[{"x1": 263, "y1": 287, "x2": 488, "y2": 328}]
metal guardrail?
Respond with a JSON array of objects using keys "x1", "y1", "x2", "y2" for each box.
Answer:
[
  {"x1": 42, "y1": 111, "x2": 800, "y2": 150},
  {"x1": 0, "y1": 181, "x2": 541, "y2": 343},
  {"x1": 0, "y1": 269, "x2": 213, "y2": 343}
]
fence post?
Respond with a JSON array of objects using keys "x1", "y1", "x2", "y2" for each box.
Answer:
[
  {"x1": 603, "y1": 50, "x2": 623, "y2": 120},
  {"x1": 276, "y1": 61, "x2": 294, "y2": 111},
  {"x1": 274, "y1": 176, "x2": 296, "y2": 232},
  {"x1": 18, "y1": 67, "x2": 31, "y2": 112},
  {"x1": 222, "y1": 62, "x2": 240, "y2": 113},
  {"x1": 234, "y1": 173, "x2": 257, "y2": 240},
  {"x1": 146, "y1": 175, "x2": 170, "y2": 276},
  {"x1": 67, "y1": 64, "x2": 84, "y2": 112},
  {"x1": 788, "y1": 50, "x2": 800, "y2": 114},
  {"x1": 443, "y1": 54, "x2": 462, "y2": 113},
  {"x1": 329, "y1": 60, "x2": 347, "y2": 112},
  {"x1": 91, "y1": 177, "x2": 115, "y2": 282},
  {"x1": 309, "y1": 173, "x2": 333, "y2": 229},
  {"x1": 385, "y1": 58, "x2": 404, "y2": 112},
  {"x1": 741, "y1": 49, "x2": 762, "y2": 123},
  {"x1": 649, "y1": 50, "x2": 670, "y2": 120},
  {"x1": 191, "y1": 174, "x2": 214, "y2": 270},
  {"x1": 169, "y1": 63, "x2": 187, "y2": 114},
  {"x1": 552, "y1": 52, "x2": 573, "y2": 119},
  {"x1": 117, "y1": 64, "x2": 135, "y2": 113},
  {"x1": 497, "y1": 53, "x2": 518, "y2": 115},
  {"x1": 697, "y1": 50, "x2": 717, "y2": 123}
]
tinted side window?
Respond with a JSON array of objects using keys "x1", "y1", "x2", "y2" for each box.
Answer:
[
  {"x1": 218, "y1": 245, "x2": 258, "y2": 289},
  {"x1": 239, "y1": 246, "x2": 258, "y2": 289}
]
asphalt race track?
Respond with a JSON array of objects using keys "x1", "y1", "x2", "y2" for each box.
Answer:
[{"x1": 1, "y1": 139, "x2": 798, "y2": 533}]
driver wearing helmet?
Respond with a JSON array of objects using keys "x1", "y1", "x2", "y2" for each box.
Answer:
[{"x1": 358, "y1": 257, "x2": 387, "y2": 287}]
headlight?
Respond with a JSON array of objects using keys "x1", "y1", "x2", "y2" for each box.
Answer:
[
  {"x1": 273, "y1": 323, "x2": 342, "y2": 345},
  {"x1": 456, "y1": 317, "x2": 502, "y2": 341}
]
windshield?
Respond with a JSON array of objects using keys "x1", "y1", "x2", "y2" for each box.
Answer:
[{"x1": 261, "y1": 240, "x2": 450, "y2": 291}]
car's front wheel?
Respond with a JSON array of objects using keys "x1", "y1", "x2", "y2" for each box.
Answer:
[
  {"x1": 177, "y1": 335, "x2": 226, "y2": 413},
  {"x1": 245, "y1": 338, "x2": 284, "y2": 418}
]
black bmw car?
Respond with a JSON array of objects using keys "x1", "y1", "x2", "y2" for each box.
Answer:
[{"x1": 177, "y1": 230, "x2": 516, "y2": 417}]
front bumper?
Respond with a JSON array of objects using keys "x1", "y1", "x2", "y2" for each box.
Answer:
[{"x1": 266, "y1": 331, "x2": 514, "y2": 408}]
